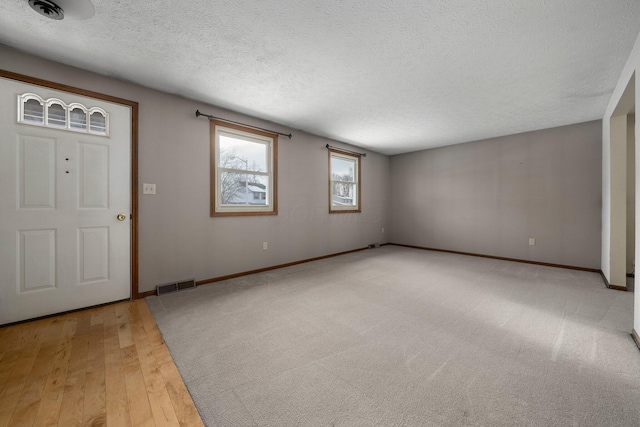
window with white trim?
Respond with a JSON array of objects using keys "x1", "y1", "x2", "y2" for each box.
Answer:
[
  {"x1": 18, "y1": 93, "x2": 109, "y2": 136},
  {"x1": 211, "y1": 120, "x2": 277, "y2": 216},
  {"x1": 329, "y1": 148, "x2": 361, "y2": 213}
]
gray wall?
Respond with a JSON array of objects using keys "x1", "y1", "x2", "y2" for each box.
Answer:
[
  {"x1": 390, "y1": 121, "x2": 602, "y2": 269},
  {"x1": 0, "y1": 45, "x2": 390, "y2": 293}
]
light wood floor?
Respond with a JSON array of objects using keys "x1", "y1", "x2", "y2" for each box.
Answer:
[{"x1": 0, "y1": 300, "x2": 203, "y2": 427}]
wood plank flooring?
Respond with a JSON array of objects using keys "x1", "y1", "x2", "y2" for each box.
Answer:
[{"x1": 0, "y1": 300, "x2": 203, "y2": 427}]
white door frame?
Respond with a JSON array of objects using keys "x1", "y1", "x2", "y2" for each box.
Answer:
[
  {"x1": 605, "y1": 73, "x2": 635, "y2": 291},
  {"x1": 0, "y1": 69, "x2": 141, "y2": 301}
]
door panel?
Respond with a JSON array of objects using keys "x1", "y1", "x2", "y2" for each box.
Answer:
[
  {"x1": 18, "y1": 229, "x2": 57, "y2": 292},
  {"x1": 78, "y1": 226, "x2": 110, "y2": 284},
  {"x1": 79, "y1": 142, "x2": 109, "y2": 209},
  {"x1": 19, "y1": 135, "x2": 56, "y2": 209},
  {"x1": 0, "y1": 77, "x2": 131, "y2": 325}
]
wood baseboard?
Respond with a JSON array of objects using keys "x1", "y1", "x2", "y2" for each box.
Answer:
[
  {"x1": 633, "y1": 329, "x2": 640, "y2": 351},
  {"x1": 598, "y1": 271, "x2": 628, "y2": 291},
  {"x1": 137, "y1": 247, "x2": 371, "y2": 297},
  {"x1": 196, "y1": 247, "x2": 369, "y2": 286},
  {"x1": 389, "y1": 243, "x2": 598, "y2": 272},
  {"x1": 138, "y1": 290, "x2": 157, "y2": 299},
  {"x1": 138, "y1": 244, "x2": 629, "y2": 296},
  {"x1": 388, "y1": 243, "x2": 626, "y2": 291}
]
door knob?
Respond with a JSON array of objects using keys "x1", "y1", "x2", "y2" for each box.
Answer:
[{"x1": 117, "y1": 214, "x2": 127, "y2": 221}]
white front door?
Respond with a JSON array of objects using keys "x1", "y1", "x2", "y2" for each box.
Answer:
[{"x1": 0, "y1": 77, "x2": 131, "y2": 325}]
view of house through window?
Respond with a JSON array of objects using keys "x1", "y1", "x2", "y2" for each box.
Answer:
[
  {"x1": 329, "y1": 148, "x2": 361, "y2": 213},
  {"x1": 211, "y1": 121, "x2": 277, "y2": 216}
]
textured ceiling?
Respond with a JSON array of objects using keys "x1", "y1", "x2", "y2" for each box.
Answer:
[{"x1": 1, "y1": 1, "x2": 639, "y2": 155}]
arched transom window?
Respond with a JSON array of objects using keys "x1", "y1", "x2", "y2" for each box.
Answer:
[{"x1": 18, "y1": 93, "x2": 109, "y2": 136}]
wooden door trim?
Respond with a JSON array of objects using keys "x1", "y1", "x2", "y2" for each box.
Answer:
[{"x1": 0, "y1": 69, "x2": 141, "y2": 299}]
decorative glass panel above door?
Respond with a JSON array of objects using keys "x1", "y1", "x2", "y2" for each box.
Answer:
[
  {"x1": 47, "y1": 102, "x2": 66, "y2": 127},
  {"x1": 18, "y1": 93, "x2": 110, "y2": 137},
  {"x1": 89, "y1": 111, "x2": 107, "y2": 134},
  {"x1": 69, "y1": 106, "x2": 87, "y2": 130},
  {"x1": 23, "y1": 98, "x2": 44, "y2": 124}
]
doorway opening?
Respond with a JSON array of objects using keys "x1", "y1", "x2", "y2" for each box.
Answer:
[{"x1": 608, "y1": 72, "x2": 635, "y2": 291}]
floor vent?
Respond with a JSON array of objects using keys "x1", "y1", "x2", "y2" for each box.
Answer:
[
  {"x1": 368, "y1": 243, "x2": 381, "y2": 249},
  {"x1": 156, "y1": 279, "x2": 196, "y2": 296}
]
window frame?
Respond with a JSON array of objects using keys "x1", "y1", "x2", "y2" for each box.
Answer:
[
  {"x1": 328, "y1": 147, "x2": 361, "y2": 213},
  {"x1": 17, "y1": 93, "x2": 109, "y2": 136},
  {"x1": 210, "y1": 119, "x2": 278, "y2": 217}
]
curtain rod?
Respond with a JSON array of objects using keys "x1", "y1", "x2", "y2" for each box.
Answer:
[
  {"x1": 325, "y1": 144, "x2": 367, "y2": 157},
  {"x1": 195, "y1": 110, "x2": 292, "y2": 139}
]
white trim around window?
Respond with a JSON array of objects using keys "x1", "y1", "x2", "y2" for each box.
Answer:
[{"x1": 17, "y1": 93, "x2": 109, "y2": 136}]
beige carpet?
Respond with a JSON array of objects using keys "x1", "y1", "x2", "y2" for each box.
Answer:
[{"x1": 146, "y1": 246, "x2": 640, "y2": 426}]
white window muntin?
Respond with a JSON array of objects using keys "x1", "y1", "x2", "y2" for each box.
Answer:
[{"x1": 214, "y1": 125, "x2": 274, "y2": 213}]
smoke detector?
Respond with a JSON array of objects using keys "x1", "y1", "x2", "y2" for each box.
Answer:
[{"x1": 28, "y1": 0, "x2": 64, "y2": 20}]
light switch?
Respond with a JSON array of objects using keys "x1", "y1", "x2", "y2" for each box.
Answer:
[{"x1": 143, "y1": 183, "x2": 156, "y2": 195}]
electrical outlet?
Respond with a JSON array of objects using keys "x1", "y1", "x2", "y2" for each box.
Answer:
[
  {"x1": 382, "y1": 227, "x2": 385, "y2": 233},
  {"x1": 143, "y1": 183, "x2": 156, "y2": 195},
  {"x1": 263, "y1": 242, "x2": 268, "y2": 250},
  {"x1": 529, "y1": 238, "x2": 536, "y2": 246}
]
